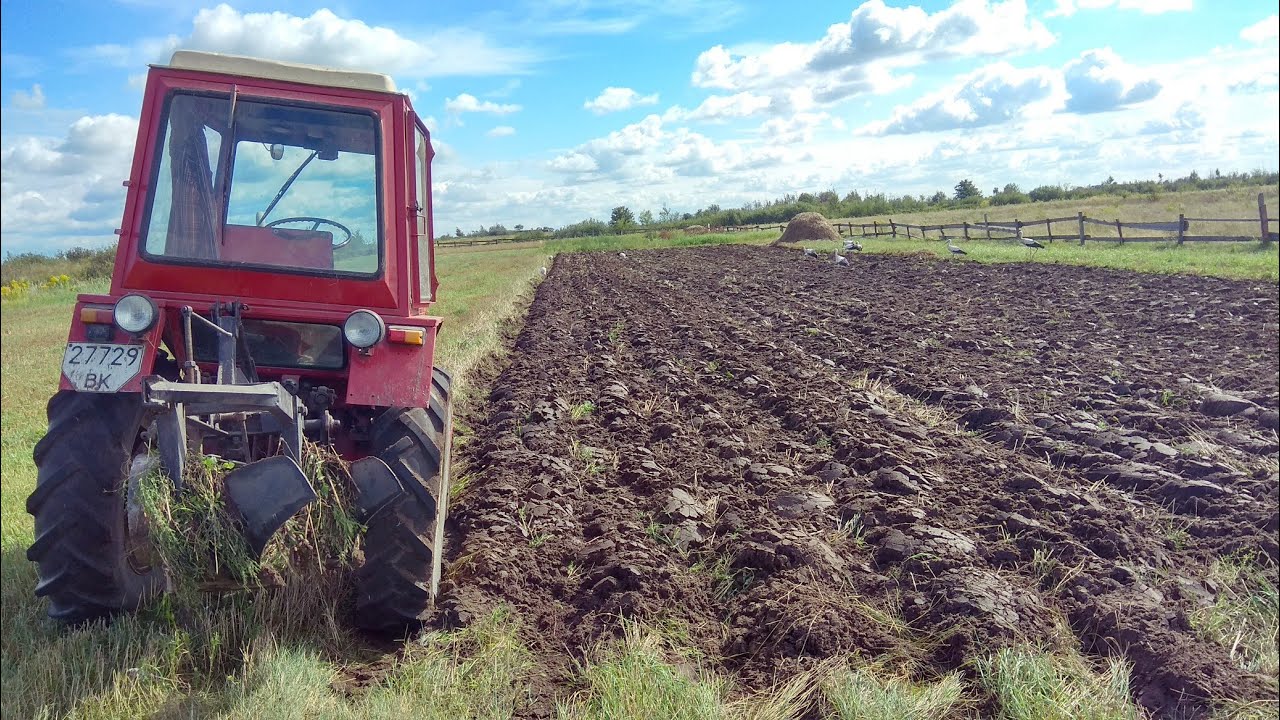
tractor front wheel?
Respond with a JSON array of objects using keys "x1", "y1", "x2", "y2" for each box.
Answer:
[
  {"x1": 26, "y1": 391, "x2": 163, "y2": 623},
  {"x1": 354, "y1": 368, "x2": 453, "y2": 632}
]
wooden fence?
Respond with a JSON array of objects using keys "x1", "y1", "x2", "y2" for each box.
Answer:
[{"x1": 730, "y1": 193, "x2": 1279, "y2": 246}]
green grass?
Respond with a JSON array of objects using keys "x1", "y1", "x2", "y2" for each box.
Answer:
[
  {"x1": 1191, "y1": 556, "x2": 1280, "y2": 682},
  {"x1": 821, "y1": 664, "x2": 965, "y2": 720},
  {"x1": 803, "y1": 235, "x2": 1279, "y2": 282},
  {"x1": 977, "y1": 647, "x2": 1144, "y2": 720}
]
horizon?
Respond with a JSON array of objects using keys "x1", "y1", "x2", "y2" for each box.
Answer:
[{"x1": 2, "y1": 0, "x2": 1277, "y2": 255}]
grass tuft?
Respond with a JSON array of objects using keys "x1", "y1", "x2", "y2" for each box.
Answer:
[
  {"x1": 821, "y1": 663, "x2": 965, "y2": 720},
  {"x1": 977, "y1": 646, "x2": 1144, "y2": 720},
  {"x1": 1191, "y1": 555, "x2": 1279, "y2": 681}
]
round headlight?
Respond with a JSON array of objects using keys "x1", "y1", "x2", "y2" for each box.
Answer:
[
  {"x1": 113, "y1": 294, "x2": 158, "y2": 334},
  {"x1": 343, "y1": 310, "x2": 385, "y2": 349}
]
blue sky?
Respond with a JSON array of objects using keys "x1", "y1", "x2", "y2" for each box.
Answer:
[{"x1": 2, "y1": 0, "x2": 1277, "y2": 253}]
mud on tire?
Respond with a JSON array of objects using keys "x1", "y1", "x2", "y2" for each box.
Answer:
[
  {"x1": 354, "y1": 368, "x2": 453, "y2": 632},
  {"x1": 26, "y1": 391, "x2": 162, "y2": 623}
]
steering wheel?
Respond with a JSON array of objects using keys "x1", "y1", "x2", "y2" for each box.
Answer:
[{"x1": 264, "y1": 217, "x2": 353, "y2": 249}]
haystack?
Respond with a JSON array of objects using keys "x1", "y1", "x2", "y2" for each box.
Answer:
[{"x1": 772, "y1": 212, "x2": 841, "y2": 246}]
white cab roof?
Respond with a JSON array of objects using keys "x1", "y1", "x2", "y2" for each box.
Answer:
[{"x1": 166, "y1": 51, "x2": 398, "y2": 94}]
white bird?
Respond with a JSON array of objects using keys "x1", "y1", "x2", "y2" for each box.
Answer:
[
  {"x1": 540, "y1": 266, "x2": 548, "y2": 277},
  {"x1": 832, "y1": 253, "x2": 850, "y2": 266},
  {"x1": 803, "y1": 248, "x2": 819, "y2": 258},
  {"x1": 946, "y1": 239, "x2": 966, "y2": 256},
  {"x1": 844, "y1": 240, "x2": 863, "y2": 252},
  {"x1": 1021, "y1": 237, "x2": 1045, "y2": 250},
  {"x1": 618, "y1": 252, "x2": 628, "y2": 259}
]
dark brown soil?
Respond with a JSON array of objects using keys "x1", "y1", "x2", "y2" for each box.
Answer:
[{"x1": 440, "y1": 246, "x2": 1279, "y2": 718}]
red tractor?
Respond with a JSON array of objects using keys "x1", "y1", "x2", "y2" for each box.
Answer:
[{"x1": 26, "y1": 51, "x2": 452, "y2": 632}]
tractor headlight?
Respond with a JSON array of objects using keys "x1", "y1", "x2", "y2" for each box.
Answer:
[
  {"x1": 113, "y1": 294, "x2": 158, "y2": 334},
  {"x1": 343, "y1": 310, "x2": 385, "y2": 349}
]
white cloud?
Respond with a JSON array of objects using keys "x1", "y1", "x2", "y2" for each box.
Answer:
[
  {"x1": 1138, "y1": 103, "x2": 1205, "y2": 135},
  {"x1": 1064, "y1": 48, "x2": 1160, "y2": 113},
  {"x1": 691, "y1": 0, "x2": 1054, "y2": 108},
  {"x1": 487, "y1": 126, "x2": 516, "y2": 138},
  {"x1": 584, "y1": 87, "x2": 660, "y2": 114},
  {"x1": 444, "y1": 94, "x2": 522, "y2": 115},
  {"x1": 10, "y1": 84, "x2": 46, "y2": 110},
  {"x1": 864, "y1": 62, "x2": 1063, "y2": 134},
  {"x1": 1048, "y1": 0, "x2": 1192, "y2": 17},
  {"x1": 1, "y1": 113, "x2": 139, "y2": 252},
  {"x1": 683, "y1": 92, "x2": 775, "y2": 122},
  {"x1": 1241, "y1": 14, "x2": 1279, "y2": 45},
  {"x1": 76, "y1": 4, "x2": 538, "y2": 78}
]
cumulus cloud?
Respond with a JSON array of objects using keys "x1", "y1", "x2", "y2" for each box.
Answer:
[
  {"x1": 76, "y1": 4, "x2": 538, "y2": 78},
  {"x1": 1048, "y1": 0, "x2": 1192, "y2": 17},
  {"x1": 683, "y1": 92, "x2": 775, "y2": 122},
  {"x1": 865, "y1": 62, "x2": 1062, "y2": 134},
  {"x1": 10, "y1": 84, "x2": 46, "y2": 110},
  {"x1": 583, "y1": 87, "x2": 660, "y2": 114},
  {"x1": 1, "y1": 113, "x2": 139, "y2": 252},
  {"x1": 486, "y1": 126, "x2": 516, "y2": 138},
  {"x1": 1241, "y1": 14, "x2": 1279, "y2": 45},
  {"x1": 691, "y1": 0, "x2": 1053, "y2": 107},
  {"x1": 1064, "y1": 48, "x2": 1160, "y2": 113},
  {"x1": 445, "y1": 94, "x2": 522, "y2": 114},
  {"x1": 1138, "y1": 103, "x2": 1205, "y2": 135}
]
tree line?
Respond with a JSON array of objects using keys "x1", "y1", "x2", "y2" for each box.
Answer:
[{"x1": 531, "y1": 168, "x2": 1277, "y2": 239}]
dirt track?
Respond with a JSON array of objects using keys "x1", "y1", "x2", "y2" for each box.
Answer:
[{"x1": 441, "y1": 246, "x2": 1279, "y2": 718}]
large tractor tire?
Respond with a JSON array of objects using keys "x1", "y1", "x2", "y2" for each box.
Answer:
[
  {"x1": 26, "y1": 391, "x2": 162, "y2": 623},
  {"x1": 354, "y1": 368, "x2": 453, "y2": 632}
]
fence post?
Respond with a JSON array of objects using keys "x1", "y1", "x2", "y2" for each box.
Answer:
[
  {"x1": 1115, "y1": 219, "x2": 1124, "y2": 244},
  {"x1": 890, "y1": 220, "x2": 897, "y2": 238},
  {"x1": 1260, "y1": 193, "x2": 1272, "y2": 245},
  {"x1": 1177, "y1": 214, "x2": 1185, "y2": 245},
  {"x1": 963, "y1": 222, "x2": 970, "y2": 241},
  {"x1": 983, "y1": 213, "x2": 992, "y2": 242},
  {"x1": 1015, "y1": 219, "x2": 1022, "y2": 242},
  {"x1": 1077, "y1": 212, "x2": 1086, "y2": 246},
  {"x1": 1046, "y1": 219, "x2": 1054, "y2": 244},
  {"x1": 873, "y1": 221, "x2": 879, "y2": 237}
]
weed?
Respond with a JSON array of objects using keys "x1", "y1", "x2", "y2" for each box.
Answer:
[
  {"x1": 607, "y1": 321, "x2": 626, "y2": 344},
  {"x1": 570, "y1": 401, "x2": 596, "y2": 421}
]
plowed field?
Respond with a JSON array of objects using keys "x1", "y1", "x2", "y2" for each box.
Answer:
[{"x1": 442, "y1": 246, "x2": 1279, "y2": 718}]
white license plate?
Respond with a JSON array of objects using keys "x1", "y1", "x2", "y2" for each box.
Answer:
[{"x1": 62, "y1": 343, "x2": 144, "y2": 392}]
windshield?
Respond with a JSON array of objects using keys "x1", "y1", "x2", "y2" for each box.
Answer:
[{"x1": 140, "y1": 92, "x2": 381, "y2": 276}]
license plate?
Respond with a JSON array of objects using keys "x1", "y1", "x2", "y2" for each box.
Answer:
[{"x1": 62, "y1": 343, "x2": 144, "y2": 392}]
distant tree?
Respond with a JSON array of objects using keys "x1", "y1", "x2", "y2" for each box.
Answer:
[
  {"x1": 929, "y1": 190, "x2": 948, "y2": 205},
  {"x1": 514, "y1": 224, "x2": 524, "y2": 232},
  {"x1": 953, "y1": 179, "x2": 982, "y2": 200},
  {"x1": 1002, "y1": 183, "x2": 1021, "y2": 195},
  {"x1": 638, "y1": 209, "x2": 654, "y2": 226},
  {"x1": 609, "y1": 206, "x2": 636, "y2": 233},
  {"x1": 658, "y1": 205, "x2": 676, "y2": 223},
  {"x1": 455, "y1": 227, "x2": 464, "y2": 238},
  {"x1": 817, "y1": 190, "x2": 839, "y2": 205}
]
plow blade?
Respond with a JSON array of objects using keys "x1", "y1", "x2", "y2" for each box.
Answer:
[{"x1": 223, "y1": 456, "x2": 317, "y2": 555}]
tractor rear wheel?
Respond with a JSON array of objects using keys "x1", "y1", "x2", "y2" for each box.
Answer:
[
  {"x1": 26, "y1": 391, "x2": 163, "y2": 623},
  {"x1": 354, "y1": 368, "x2": 453, "y2": 632}
]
